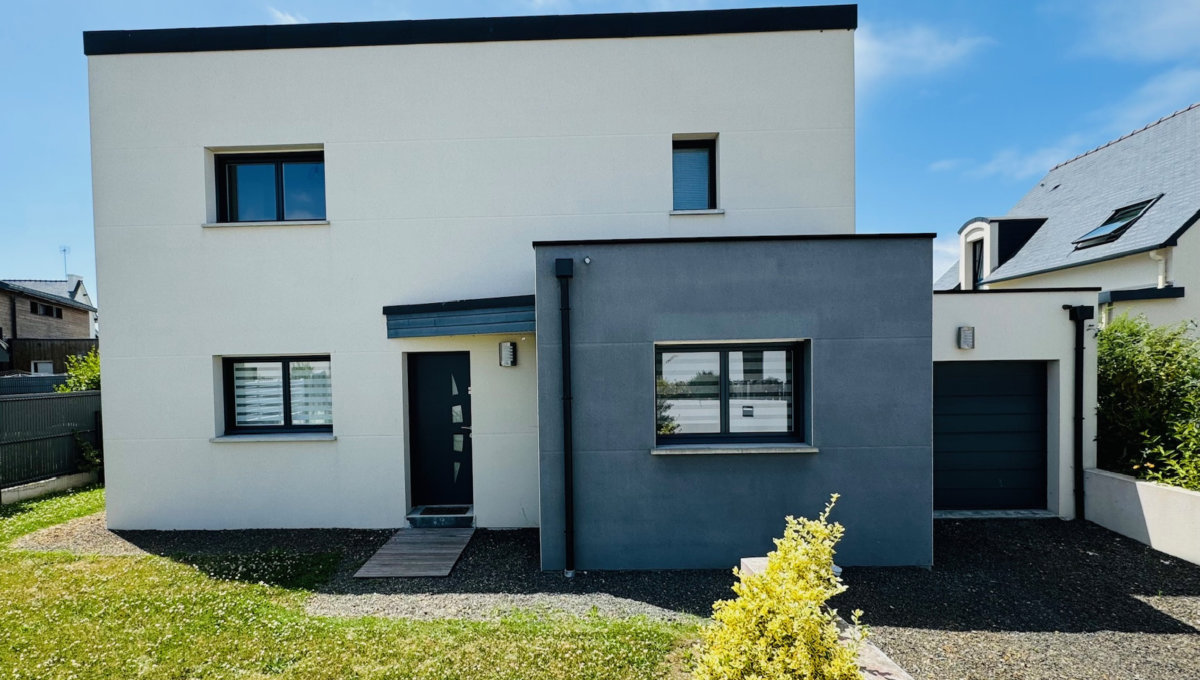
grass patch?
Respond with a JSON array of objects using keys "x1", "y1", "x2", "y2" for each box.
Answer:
[
  {"x1": 181, "y1": 549, "x2": 343, "y2": 589},
  {"x1": 0, "y1": 488, "x2": 698, "y2": 679},
  {"x1": 0, "y1": 484, "x2": 105, "y2": 546}
]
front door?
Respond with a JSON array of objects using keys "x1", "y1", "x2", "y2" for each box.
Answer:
[{"x1": 408, "y1": 352, "x2": 473, "y2": 507}]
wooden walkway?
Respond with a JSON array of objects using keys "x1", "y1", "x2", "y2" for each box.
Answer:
[{"x1": 353, "y1": 528, "x2": 475, "y2": 578}]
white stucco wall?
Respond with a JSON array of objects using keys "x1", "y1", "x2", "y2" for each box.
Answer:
[
  {"x1": 89, "y1": 28, "x2": 854, "y2": 529},
  {"x1": 1086, "y1": 469, "x2": 1200, "y2": 565},
  {"x1": 932, "y1": 290, "x2": 1099, "y2": 518},
  {"x1": 987, "y1": 231, "x2": 1200, "y2": 327}
]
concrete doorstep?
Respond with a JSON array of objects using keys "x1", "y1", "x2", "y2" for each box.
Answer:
[
  {"x1": 2, "y1": 472, "x2": 97, "y2": 505},
  {"x1": 739, "y1": 557, "x2": 914, "y2": 680}
]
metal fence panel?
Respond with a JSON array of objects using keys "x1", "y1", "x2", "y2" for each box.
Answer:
[
  {"x1": 0, "y1": 375, "x2": 67, "y2": 396},
  {"x1": 0, "y1": 391, "x2": 100, "y2": 488}
]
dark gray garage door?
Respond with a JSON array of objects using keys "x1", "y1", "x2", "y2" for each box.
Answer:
[{"x1": 934, "y1": 361, "x2": 1047, "y2": 510}]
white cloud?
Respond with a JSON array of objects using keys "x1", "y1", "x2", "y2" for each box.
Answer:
[
  {"x1": 966, "y1": 66, "x2": 1200, "y2": 183},
  {"x1": 928, "y1": 158, "x2": 965, "y2": 173},
  {"x1": 1074, "y1": 0, "x2": 1200, "y2": 63},
  {"x1": 856, "y1": 23, "x2": 992, "y2": 96},
  {"x1": 970, "y1": 134, "x2": 1086, "y2": 181},
  {"x1": 1095, "y1": 67, "x2": 1200, "y2": 135},
  {"x1": 931, "y1": 235, "x2": 959, "y2": 281},
  {"x1": 268, "y1": 7, "x2": 309, "y2": 24}
]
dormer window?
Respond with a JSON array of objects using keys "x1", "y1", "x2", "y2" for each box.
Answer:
[
  {"x1": 971, "y1": 239, "x2": 985, "y2": 288},
  {"x1": 1073, "y1": 198, "x2": 1156, "y2": 249}
]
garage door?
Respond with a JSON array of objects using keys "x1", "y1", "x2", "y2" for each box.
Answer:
[{"x1": 934, "y1": 361, "x2": 1047, "y2": 510}]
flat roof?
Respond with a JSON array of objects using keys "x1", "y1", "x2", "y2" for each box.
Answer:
[
  {"x1": 532, "y1": 232, "x2": 936, "y2": 247},
  {"x1": 83, "y1": 5, "x2": 857, "y2": 56}
]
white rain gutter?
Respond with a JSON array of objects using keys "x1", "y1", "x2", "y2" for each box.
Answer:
[{"x1": 1148, "y1": 250, "x2": 1168, "y2": 289}]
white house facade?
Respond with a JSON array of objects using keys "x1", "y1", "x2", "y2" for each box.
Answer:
[{"x1": 83, "y1": 6, "x2": 952, "y2": 571}]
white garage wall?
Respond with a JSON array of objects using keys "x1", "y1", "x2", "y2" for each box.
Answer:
[{"x1": 932, "y1": 290, "x2": 1099, "y2": 518}]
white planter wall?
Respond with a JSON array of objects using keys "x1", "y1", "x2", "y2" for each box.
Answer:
[{"x1": 1085, "y1": 468, "x2": 1200, "y2": 565}]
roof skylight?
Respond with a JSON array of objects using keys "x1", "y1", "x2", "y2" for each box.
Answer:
[{"x1": 1072, "y1": 198, "x2": 1156, "y2": 249}]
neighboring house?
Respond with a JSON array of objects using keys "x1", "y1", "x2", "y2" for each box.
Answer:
[
  {"x1": 0, "y1": 276, "x2": 98, "y2": 373},
  {"x1": 936, "y1": 103, "x2": 1200, "y2": 327},
  {"x1": 87, "y1": 4, "x2": 978, "y2": 570}
]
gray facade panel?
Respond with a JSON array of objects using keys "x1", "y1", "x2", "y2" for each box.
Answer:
[
  {"x1": 385, "y1": 305, "x2": 535, "y2": 339},
  {"x1": 535, "y1": 237, "x2": 933, "y2": 569}
]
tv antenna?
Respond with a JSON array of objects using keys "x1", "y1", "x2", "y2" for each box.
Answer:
[{"x1": 60, "y1": 246, "x2": 70, "y2": 278}]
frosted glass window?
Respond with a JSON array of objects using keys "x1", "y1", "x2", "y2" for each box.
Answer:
[{"x1": 224, "y1": 356, "x2": 332, "y2": 434}]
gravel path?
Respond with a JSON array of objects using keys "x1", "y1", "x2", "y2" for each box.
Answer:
[
  {"x1": 12, "y1": 513, "x2": 733, "y2": 622},
  {"x1": 836, "y1": 519, "x2": 1200, "y2": 680},
  {"x1": 307, "y1": 528, "x2": 732, "y2": 621}
]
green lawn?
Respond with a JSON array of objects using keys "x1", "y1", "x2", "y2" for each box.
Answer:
[{"x1": 0, "y1": 488, "x2": 696, "y2": 679}]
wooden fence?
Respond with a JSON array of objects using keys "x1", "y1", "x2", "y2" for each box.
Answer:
[{"x1": 0, "y1": 391, "x2": 100, "y2": 488}]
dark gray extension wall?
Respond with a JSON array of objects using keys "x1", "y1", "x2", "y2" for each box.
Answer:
[{"x1": 534, "y1": 236, "x2": 933, "y2": 570}]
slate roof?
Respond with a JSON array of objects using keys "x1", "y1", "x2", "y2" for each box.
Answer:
[
  {"x1": 933, "y1": 262, "x2": 959, "y2": 290},
  {"x1": 984, "y1": 103, "x2": 1200, "y2": 283},
  {"x1": 0, "y1": 279, "x2": 96, "y2": 312}
]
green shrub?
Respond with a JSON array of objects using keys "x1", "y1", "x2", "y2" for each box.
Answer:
[
  {"x1": 1097, "y1": 315, "x2": 1200, "y2": 490},
  {"x1": 694, "y1": 494, "x2": 864, "y2": 680},
  {"x1": 55, "y1": 347, "x2": 100, "y2": 392}
]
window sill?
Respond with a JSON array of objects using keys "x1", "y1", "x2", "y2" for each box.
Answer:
[
  {"x1": 651, "y1": 443, "x2": 818, "y2": 456},
  {"x1": 211, "y1": 433, "x2": 336, "y2": 443},
  {"x1": 202, "y1": 220, "x2": 330, "y2": 228},
  {"x1": 669, "y1": 209, "x2": 725, "y2": 216}
]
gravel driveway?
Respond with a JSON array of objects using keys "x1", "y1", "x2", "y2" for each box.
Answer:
[{"x1": 836, "y1": 519, "x2": 1200, "y2": 680}]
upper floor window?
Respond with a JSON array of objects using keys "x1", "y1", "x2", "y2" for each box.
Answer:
[
  {"x1": 29, "y1": 301, "x2": 62, "y2": 318},
  {"x1": 970, "y1": 239, "x2": 985, "y2": 288},
  {"x1": 1072, "y1": 197, "x2": 1157, "y2": 249},
  {"x1": 216, "y1": 152, "x2": 326, "y2": 222},
  {"x1": 672, "y1": 138, "x2": 716, "y2": 210}
]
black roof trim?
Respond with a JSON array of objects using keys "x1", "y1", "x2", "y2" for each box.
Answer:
[
  {"x1": 84, "y1": 5, "x2": 857, "y2": 56},
  {"x1": 382, "y1": 294, "x2": 534, "y2": 317},
  {"x1": 533, "y1": 232, "x2": 935, "y2": 247},
  {"x1": 934, "y1": 287, "x2": 1101, "y2": 295},
  {"x1": 1162, "y1": 206, "x2": 1200, "y2": 248},
  {"x1": 1098, "y1": 286, "x2": 1185, "y2": 304}
]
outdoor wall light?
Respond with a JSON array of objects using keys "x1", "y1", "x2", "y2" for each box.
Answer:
[
  {"x1": 957, "y1": 326, "x2": 975, "y2": 350},
  {"x1": 499, "y1": 341, "x2": 517, "y2": 367}
]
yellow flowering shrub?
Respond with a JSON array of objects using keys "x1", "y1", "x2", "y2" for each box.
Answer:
[{"x1": 694, "y1": 494, "x2": 865, "y2": 680}]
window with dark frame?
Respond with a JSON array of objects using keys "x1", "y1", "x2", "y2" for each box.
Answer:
[
  {"x1": 222, "y1": 355, "x2": 332, "y2": 435},
  {"x1": 672, "y1": 138, "x2": 717, "y2": 210},
  {"x1": 655, "y1": 344, "x2": 800, "y2": 444},
  {"x1": 1072, "y1": 197, "x2": 1158, "y2": 249},
  {"x1": 215, "y1": 152, "x2": 326, "y2": 223},
  {"x1": 28, "y1": 301, "x2": 62, "y2": 317},
  {"x1": 971, "y1": 239, "x2": 985, "y2": 288}
]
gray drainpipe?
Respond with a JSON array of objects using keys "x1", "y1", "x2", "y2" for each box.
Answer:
[
  {"x1": 1064, "y1": 304, "x2": 1094, "y2": 520},
  {"x1": 555, "y1": 258, "x2": 576, "y2": 577}
]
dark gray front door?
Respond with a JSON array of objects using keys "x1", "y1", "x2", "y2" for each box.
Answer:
[
  {"x1": 408, "y1": 352, "x2": 473, "y2": 507},
  {"x1": 934, "y1": 361, "x2": 1048, "y2": 510}
]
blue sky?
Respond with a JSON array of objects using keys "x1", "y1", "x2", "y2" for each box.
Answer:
[{"x1": 3, "y1": 0, "x2": 1200, "y2": 299}]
